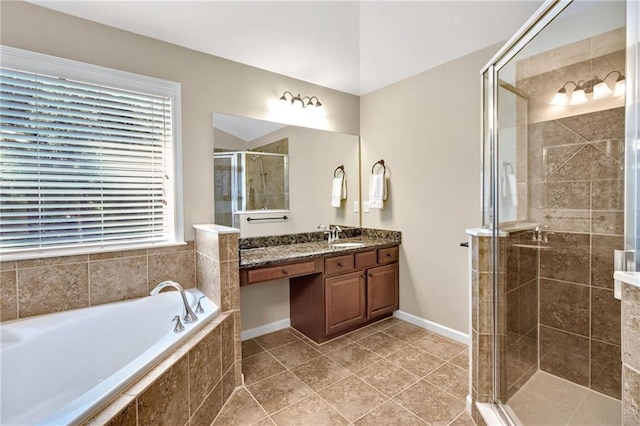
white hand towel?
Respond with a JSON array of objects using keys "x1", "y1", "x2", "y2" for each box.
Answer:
[
  {"x1": 369, "y1": 174, "x2": 386, "y2": 209},
  {"x1": 331, "y1": 177, "x2": 345, "y2": 207},
  {"x1": 507, "y1": 173, "x2": 518, "y2": 206}
]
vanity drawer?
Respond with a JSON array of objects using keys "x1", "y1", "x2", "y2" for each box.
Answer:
[
  {"x1": 355, "y1": 250, "x2": 377, "y2": 270},
  {"x1": 247, "y1": 260, "x2": 318, "y2": 284},
  {"x1": 378, "y1": 246, "x2": 399, "y2": 264},
  {"x1": 325, "y1": 254, "x2": 355, "y2": 276}
]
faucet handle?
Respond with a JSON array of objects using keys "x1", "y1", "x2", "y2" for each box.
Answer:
[
  {"x1": 195, "y1": 296, "x2": 206, "y2": 314},
  {"x1": 172, "y1": 315, "x2": 185, "y2": 333}
]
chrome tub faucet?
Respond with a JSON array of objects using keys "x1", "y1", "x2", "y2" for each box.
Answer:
[{"x1": 150, "y1": 280, "x2": 198, "y2": 323}]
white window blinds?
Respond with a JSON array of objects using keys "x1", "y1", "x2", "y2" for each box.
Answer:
[{"x1": 0, "y1": 50, "x2": 181, "y2": 259}]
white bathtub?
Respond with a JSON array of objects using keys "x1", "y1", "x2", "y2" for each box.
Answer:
[{"x1": 0, "y1": 288, "x2": 219, "y2": 426}]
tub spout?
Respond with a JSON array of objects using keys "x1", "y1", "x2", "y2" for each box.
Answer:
[{"x1": 150, "y1": 281, "x2": 198, "y2": 323}]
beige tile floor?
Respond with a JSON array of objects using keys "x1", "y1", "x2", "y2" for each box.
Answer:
[
  {"x1": 506, "y1": 371, "x2": 622, "y2": 426},
  {"x1": 212, "y1": 317, "x2": 474, "y2": 425}
]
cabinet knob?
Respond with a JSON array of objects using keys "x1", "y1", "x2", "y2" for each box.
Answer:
[
  {"x1": 337, "y1": 262, "x2": 343, "y2": 267},
  {"x1": 386, "y1": 253, "x2": 392, "y2": 257},
  {"x1": 282, "y1": 269, "x2": 288, "y2": 275}
]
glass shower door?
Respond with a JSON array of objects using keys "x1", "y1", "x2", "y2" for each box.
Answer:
[
  {"x1": 482, "y1": 0, "x2": 627, "y2": 424},
  {"x1": 214, "y1": 154, "x2": 235, "y2": 227}
]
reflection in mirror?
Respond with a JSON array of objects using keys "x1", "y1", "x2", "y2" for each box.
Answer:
[
  {"x1": 213, "y1": 113, "x2": 360, "y2": 237},
  {"x1": 214, "y1": 151, "x2": 289, "y2": 226}
]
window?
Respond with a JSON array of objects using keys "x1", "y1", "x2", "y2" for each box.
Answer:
[{"x1": 0, "y1": 47, "x2": 183, "y2": 260}]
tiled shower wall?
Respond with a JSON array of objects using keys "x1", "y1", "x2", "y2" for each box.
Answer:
[
  {"x1": 506, "y1": 31, "x2": 626, "y2": 398},
  {"x1": 247, "y1": 138, "x2": 288, "y2": 211},
  {"x1": 519, "y1": 66, "x2": 624, "y2": 399},
  {"x1": 505, "y1": 231, "x2": 539, "y2": 398}
]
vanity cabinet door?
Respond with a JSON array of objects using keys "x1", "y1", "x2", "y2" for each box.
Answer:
[
  {"x1": 325, "y1": 271, "x2": 366, "y2": 335},
  {"x1": 366, "y1": 263, "x2": 399, "y2": 318}
]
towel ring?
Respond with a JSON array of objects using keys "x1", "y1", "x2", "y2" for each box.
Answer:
[
  {"x1": 371, "y1": 159, "x2": 386, "y2": 178},
  {"x1": 334, "y1": 165, "x2": 345, "y2": 178},
  {"x1": 502, "y1": 161, "x2": 514, "y2": 174}
]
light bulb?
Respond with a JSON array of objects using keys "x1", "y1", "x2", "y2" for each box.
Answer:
[
  {"x1": 592, "y1": 80, "x2": 612, "y2": 99},
  {"x1": 550, "y1": 88, "x2": 567, "y2": 105},
  {"x1": 570, "y1": 88, "x2": 587, "y2": 105},
  {"x1": 614, "y1": 77, "x2": 625, "y2": 97}
]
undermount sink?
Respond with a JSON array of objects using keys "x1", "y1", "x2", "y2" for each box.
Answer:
[{"x1": 330, "y1": 242, "x2": 365, "y2": 248}]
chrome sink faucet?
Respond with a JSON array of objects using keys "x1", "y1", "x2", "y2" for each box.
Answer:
[
  {"x1": 150, "y1": 280, "x2": 198, "y2": 323},
  {"x1": 318, "y1": 224, "x2": 342, "y2": 244}
]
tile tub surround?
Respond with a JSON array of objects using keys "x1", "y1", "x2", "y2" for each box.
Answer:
[
  {"x1": 84, "y1": 224, "x2": 243, "y2": 425},
  {"x1": 84, "y1": 311, "x2": 240, "y2": 426},
  {"x1": 213, "y1": 318, "x2": 472, "y2": 425},
  {"x1": 194, "y1": 224, "x2": 243, "y2": 385},
  {"x1": 1, "y1": 243, "x2": 196, "y2": 321}
]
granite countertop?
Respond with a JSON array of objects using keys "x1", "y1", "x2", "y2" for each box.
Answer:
[{"x1": 240, "y1": 236, "x2": 400, "y2": 269}]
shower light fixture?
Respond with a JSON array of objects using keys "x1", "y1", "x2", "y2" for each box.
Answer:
[
  {"x1": 279, "y1": 91, "x2": 323, "y2": 109},
  {"x1": 550, "y1": 71, "x2": 625, "y2": 106},
  {"x1": 570, "y1": 82, "x2": 588, "y2": 105}
]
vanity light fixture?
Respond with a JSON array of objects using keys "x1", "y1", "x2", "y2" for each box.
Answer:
[
  {"x1": 279, "y1": 91, "x2": 323, "y2": 109},
  {"x1": 550, "y1": 70, "x2": 625, "y2": 105}
]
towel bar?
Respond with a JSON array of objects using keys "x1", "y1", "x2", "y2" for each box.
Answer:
[
  {"x1": 247, "y1": 215, "x2": 289, "y2": 222},
  {"x1": 543, "y1": 214, "x2": 604, "y2": 221},
  {"x1": 371, "y1": 159, "x2": 386, "y2": 178},
  {"x1": 502, "y1": 161, "x2": 514, "y2": 174}
]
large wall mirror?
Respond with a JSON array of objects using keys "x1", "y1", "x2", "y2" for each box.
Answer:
[{"x1": 213, "y1": 113, "x2": 361, "y2": 237}]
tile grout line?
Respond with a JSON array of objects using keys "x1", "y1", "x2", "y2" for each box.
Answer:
[{"x1": 242, "y1": 322, "x2": 469, "y2": 425}]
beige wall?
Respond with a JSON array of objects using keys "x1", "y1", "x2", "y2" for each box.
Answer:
[
  {"x1": 360, "y1": 43, "x2": 501, "y2": 334},
  {"x1": 1, "y1": 1, "x2": 503, "y2": 336},
  {"x1": 0, "y1": 1, "x2": 360, "y2": 242}
]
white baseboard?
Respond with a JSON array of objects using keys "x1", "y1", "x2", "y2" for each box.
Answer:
[
  {"x1": 393, "y1": 310, "x2": 469, "y2": 345},
  {"x1": 240, "y1": 312, "x2": 469, "y2": 344},
  {"x1": 241, "y1": 318, "x2": 290, "y2": 341}
]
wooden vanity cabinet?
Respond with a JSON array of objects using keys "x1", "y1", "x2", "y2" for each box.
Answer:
[
  {"x1": 366, "y1": 263, "x2": 399, "y2": 318},
  {"x1": 325, "y1": 271, "x2": 367, "y2": 334},
  {"x1": 321, "y1": 247, "x2": 399, "y2": 340},
  {"x1": 271, "y1": 245, "x2": 400, "y2": 343}
]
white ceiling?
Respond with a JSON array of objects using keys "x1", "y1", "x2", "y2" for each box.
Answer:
[{"x1": 27, "y1": 0, "x2": 544, "y2": 95}]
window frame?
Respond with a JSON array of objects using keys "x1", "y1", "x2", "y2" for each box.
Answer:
[{"x1": 0, "y1": 46, "x2": 184, "y2": 260}]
